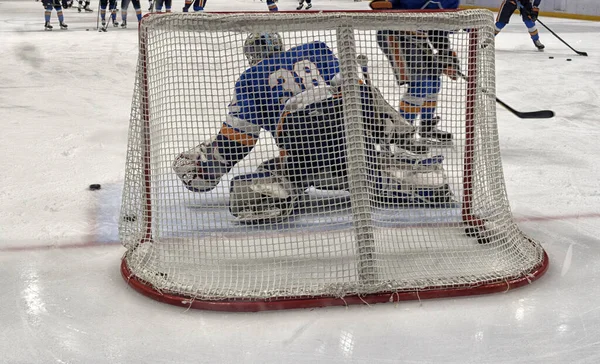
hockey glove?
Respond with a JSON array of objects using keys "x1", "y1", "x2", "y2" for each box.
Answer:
[
  {"x1": 439, "y1": 50, "x2": 460, "y2": 81},
  {"x1": 173, "y1": 142, "x2": 231, "y2": 192},
  {"x1": 530, "y1": 7, "x2": 539, "y2": 21}
]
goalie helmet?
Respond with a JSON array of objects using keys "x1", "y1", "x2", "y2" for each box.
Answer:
[{"x1": 243, "y1": 33, "x2": 284, "y2": 65}]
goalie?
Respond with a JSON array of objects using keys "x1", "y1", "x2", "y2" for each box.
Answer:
[{"x1": 173, "y1": 33, "x2": 454, "y2": 223}]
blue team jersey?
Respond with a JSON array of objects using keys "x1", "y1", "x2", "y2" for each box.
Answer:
[{"x1": 228, "y1": 41, "x2": 340, "y2": 135}]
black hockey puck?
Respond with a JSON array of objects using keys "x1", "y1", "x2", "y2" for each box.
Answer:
[
  {"x1": 122, "y1": 214, "x2": 137, "y2": 222},
  {"x1": 548, "y1": 56, "x2": 554, "y2": 59},
  {"x1": 89, "y1": 184, "x2": 101, "y2": 191},
  {"x1": 86, "y1": 28, "x2": 90, "y2": 31},
  {"x1": 566, "y1": 58, "x2": 572, "y2": 61}
]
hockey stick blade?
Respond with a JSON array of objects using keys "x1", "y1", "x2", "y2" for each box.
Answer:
[
  {"x1": 496, "y1": 98, "x2": 555, "y2": 119},
  {"x1": 536, "y1": 19, "x2": 588, "y2": 56}
]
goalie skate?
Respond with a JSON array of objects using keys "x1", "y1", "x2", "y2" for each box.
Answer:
[{"x1": 419, "y1": 117, "x2": 453, "y2": 146}]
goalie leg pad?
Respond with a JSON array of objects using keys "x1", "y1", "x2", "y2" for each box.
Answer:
[
  {"x1": 229, "y1": 168, "x2": 300, "y2": 223},
  {"x1": 376, "y1": 152, "x2": 455, "y2": 206}
]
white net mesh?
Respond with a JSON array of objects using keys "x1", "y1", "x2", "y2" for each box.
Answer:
[{"x1": 119, "y1": 10, "x2": 547, "y2": 310}]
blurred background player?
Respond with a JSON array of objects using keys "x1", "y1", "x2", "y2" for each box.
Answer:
[
  {"x1": 495, "y1": 0, "x2": 544, "y2": 50},
  {"x1": 120, "y1": 0, "x2": 142, "y2": 28},
  {"x1": 77, "y1": 0, "x2": 93, "y2": 12},
  {"x1": 99, "y1": 0, "x2": 119, "y2": 31},
  {"x1": 41, "y1": 0, "x2": 68, "y2": 30},
  {"x1": 154, "y1": 0, "x2": 172, "y2": 12},
  {"x1": 297, "y1": 0, "x2": 312, "y2": 10},
  {"x1": 370, "y1": 0, "x2": 461, "y2": 144},
  {"x1": 183, "y1": 0, "x2": 205, "y2": 12},
  {"x1": 172, "y1": 33, "x2": 451, "y2": 223},
  {"x1": 266, "y1": 0, "x2": 278, "y2": 11}
]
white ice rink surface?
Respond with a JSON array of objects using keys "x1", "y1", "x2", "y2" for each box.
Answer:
[{"x1": 1, "y1": 0, "x2": 600, "y2": 363}]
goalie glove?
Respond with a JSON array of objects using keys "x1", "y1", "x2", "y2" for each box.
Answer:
[
  {"x1": 438, "y1": 50, "x2": 460, "y2": 81},
  {"x1": 172, "y1": 141, "x2": 231, "y2": 192}
]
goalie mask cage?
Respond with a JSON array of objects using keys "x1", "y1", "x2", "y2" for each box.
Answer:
[{"x1": 120, "y1": 10, "x2": 548, "y2": 312}]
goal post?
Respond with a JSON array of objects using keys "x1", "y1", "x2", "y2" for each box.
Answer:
[{"x1": 119, "y1": 10, "x2": 548, "y2": 311}]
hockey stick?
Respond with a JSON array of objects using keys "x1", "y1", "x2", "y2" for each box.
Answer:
[
  {"x1": 517, "y1": 3, "x2": 588, "y2": 56},
  {"x1": 96, "y1": 0, "x2": 100, "y2": 31},
  {"x1": 535, "y1": 18, "x2": 588, "y2": 57},
  {"x1": 495, "y1": 97, "x2": 555, "y2": 119},
  {"x1": 459, "y1": 72, "x2": 555, "y2": 119}
]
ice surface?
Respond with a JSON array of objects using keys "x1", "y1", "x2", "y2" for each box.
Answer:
[{"x1": 1, "y1": 0, "x2": 600, "y2": 363}]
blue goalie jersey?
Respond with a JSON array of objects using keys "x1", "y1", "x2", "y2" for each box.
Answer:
[{"x1": 226, "y1": 41, "x2": 340, "y2": 138}]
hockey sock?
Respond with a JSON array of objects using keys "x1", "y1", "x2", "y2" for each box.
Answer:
[
  {"x1": 136, "y1": 8, "x2": 142, "y2": 21},
  {"x1": 100, "y1": 6, "x2": 106, "y2": 21},
  {"x1": 494, "y1": 22, "x2": 506, "y2": 36},
  {"x1": 267, "y1": 0, "x2": 278, "y2": 11},
  {"x1": 183, "y1": 0, "x2": 192, "y2": 11},
  {"x1": 524, "y1": 20, "x2": 540, "y2": 41},
  {"x1": 165, "y1": 0, "x2": 171, "y2": 12},
  {"x1": 399, "y1": 100, "x2": 422, "y2": 124},
  {"x1": 420, "y1": 100, "x2": 437, "y2": 123},
  {"x1": 55, "y1": 7, "x2": 65, "y2": 23},
  {"x1": 45, "y1": 6, "x2": 52, "y2": 23},
  {"x1": 121, "y1": 9, "x2": 127, "y2": 22}
]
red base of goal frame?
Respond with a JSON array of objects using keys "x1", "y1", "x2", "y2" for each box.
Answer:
[{"x1": 120, "y1": 250, "x2": 549, "y2": 312}]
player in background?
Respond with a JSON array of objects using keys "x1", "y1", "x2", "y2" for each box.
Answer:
[
  {"x1": 120, "y1": 0, "x2": 142, "y2": 28},
  {"x1": 266, "y1": 0, "x2": 279, "y2": 11},
  {"x1": 173, "y1": 33, "x2": 452, "y2": 222},
  {"x1": 40, "y1": 0, "x2": 68, "y2": 30},
  {"x1": 61, "y1": 0, "x2": 73, "y2": 8},
  {"x1": 154, "y1": 0, "x2": 172, "y2": 12},
  {"x1": 99, "y1": 0, "x2": 119, "y2": 31},
  {"x1": 495, "y1": 0, "x2": 544, "y2": 51},
  {"x1": 296, "y1": 0, "x2": 312, "y2": 10},
  {"x1": 183, "y1": 0, "x2": 204, "y2": 12},
  {"x1": 369, "y1": 0, "x2": 460, "y2": 144},
  {"x1": 77, "y1": 0, "x2": 93, "y2": 12}
]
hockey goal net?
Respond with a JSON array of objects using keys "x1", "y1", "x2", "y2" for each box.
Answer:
[{"x1": 120, "y1": 10, "x2": 548, "y2": 311}]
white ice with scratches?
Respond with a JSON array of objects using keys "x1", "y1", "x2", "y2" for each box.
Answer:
[{"x1": 1, "y1": 0, "x2": 600, "y2": 363}]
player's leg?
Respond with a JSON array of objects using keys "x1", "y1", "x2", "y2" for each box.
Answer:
[
  {"x1": 267, "y1": 0, "x2": 278, "y2": 11},
  {"x1": 99, "y1": 0, "x2": 109, "y2": 29},
  {"x1": 131, "y1": 0, "x2": 143, "y2": 20},
  {"x1": 376, "y1": 30, "x2": 408, "y2": 87},
  {"x1": 52, "y1": 0, "x2": 68, "y2": 29},
  {"x1": 164, "y1": 0, "x2": 172, "y2": 12},
  {"x1": 43, "y1": 0, "x2": 54, "y2": 30},
  {"x1": 305, "y1": 0, "x2": 312, "y2": 9},
  {"x1": 193, "y1": 0, "x2": 206, "y2": 12},
  {"x1": 109, "y1": 0, "x2": 119, "y2": 27},
  {"x1": 296, "y1": 0, "x2": 305, "y2": 10},
  {"x1": 521, "y1": 14, "x2": 545, "y2": 50},
  {"x1": 494, "y1": 0, "x2": 517, "y2": 36},
  {"x1": 120, "y1": 0, "x2": 130, "y2": 27},
  {"x1": 419, "y1": 76, "x2": 452, "y2": 143}
]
